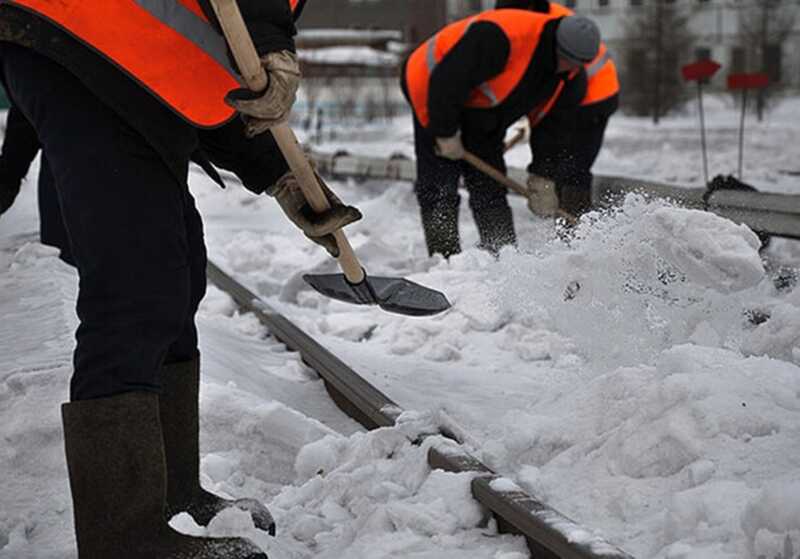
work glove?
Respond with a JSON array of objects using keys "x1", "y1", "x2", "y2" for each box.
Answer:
[
  {"x1": 526, "y1": 174, "x2": 559, "y2": 217},
  {"x1": 434, "y1": 131, "x2": 465, "y2": 160},
  {"x1": 268, "y1": 171, "x2": 362, "y2": 257},
  {"x1": 225, "y1": 50, "x2": 301, "y2": 138}
]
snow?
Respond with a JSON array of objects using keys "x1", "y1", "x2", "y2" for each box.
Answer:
[
  {"x1": 298, "y1": 46, "x2": 398, "y2": 68},
  {"x1": 2, "y1": 96, "x2": 800, "y2": 558},
  {"x1": 297, "y1": 29, "x2": 402, "y2": 42}
]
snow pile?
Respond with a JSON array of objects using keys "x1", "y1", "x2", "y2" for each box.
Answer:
[
  {"x1": 494, "y1": 194, "x2": 794, "y2": 369},
  {"x1": 476, "y1": 343, "x2": 800, "y2": 558},
  {"x1": 264, "y1": 413, "x2": 526, "y2": 559},
  {"x1": 741, "y1": 481, "x2": 800, "y2": 559},
  {"x1": 268, "y1": 192, "x2": 800, "y2": 558}
]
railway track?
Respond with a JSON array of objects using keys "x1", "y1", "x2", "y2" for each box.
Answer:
[{"x1": 207, "y1": 259, "x2": 635, "y2": 559}]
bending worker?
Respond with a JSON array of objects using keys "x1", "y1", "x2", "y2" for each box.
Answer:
[
  {"x1": 498, "y1": 0, "x2": 620, "y2": 217},
  {"x1": 401, "y1": 9, "x2": 600, "y2": 258},
  {"x1": 0, "y1": 0, "x2": 360, "y2": 558}
]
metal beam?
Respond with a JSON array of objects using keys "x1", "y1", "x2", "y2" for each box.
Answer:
[
  {"x1": 207, "y1": 260, "x2": 400, "y2": 429},
  {"x1": 307, "y1": 149, "x2": 800, "y2": 239}
]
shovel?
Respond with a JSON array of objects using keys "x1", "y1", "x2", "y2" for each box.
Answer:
[
  {"x1": 461, "y1": 150, "x2": 577, "y2": 225},
  {"x1": 208, "y1": 0, "x2": 450, "y2": 317}
]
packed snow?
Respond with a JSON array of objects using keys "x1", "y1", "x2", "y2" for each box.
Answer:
[{"x1": 1, "y1": 96, "x2": 799, "y2": 559}]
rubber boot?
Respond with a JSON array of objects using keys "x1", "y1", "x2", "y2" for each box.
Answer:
[
  {"x1": 557, "y1": 180, "x2": 592, "y2": 218},
  {"x1": 62, "y1": 391, "x2": 267, "y2": 559},
  {"x1": 472, "y1": 203, "x2": 516, "y2": 256},
  {"x1": 160, "y1": 357, "x2": 276, "y2": 535},
  {"x1": 420, "y1": 202, "x2": 461, "y2": 258}
]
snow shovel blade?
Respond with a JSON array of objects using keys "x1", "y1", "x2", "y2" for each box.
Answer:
[{"x1": 303, "y1": 273, "x2": 451, "y2": 317}]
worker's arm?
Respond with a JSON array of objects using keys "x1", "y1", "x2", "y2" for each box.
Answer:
[
  {"x1": 198, "y1": 0, "x2": 297, "y2": 55},
  {"x1": 199, "y1": 0, "x2": 301, "y2": 136},
  {"x1": 427, "y1": 22, "x2": 511, "y2": 139},
  {"x1": 528, "y1": 68, "x2": 587, "y2": 163},
  {"x1": 197, "y1": 119, "x2": 288, "y2": 194},
  {"x1": 0, "y1": 104, "x2": 41, "y2": 216}
]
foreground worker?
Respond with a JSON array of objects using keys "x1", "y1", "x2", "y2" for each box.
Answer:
[
  {"x1": 0, "y1": 0, "x2": 359, "y2": 557},
  {"x1": 401, "y1": 9, "x2": 600, "y2": 257},
  {"x1": 497, "y1": 0, "x2": 620, "y2": 217}
]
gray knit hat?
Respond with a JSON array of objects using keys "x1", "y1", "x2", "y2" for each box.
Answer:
[{"x1": 556, "y1": 16, "x2": 601, "y2": 64}]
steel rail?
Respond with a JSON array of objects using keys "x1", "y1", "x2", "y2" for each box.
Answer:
[{"x1": 207, "y1": 259, "x2": 635, "y2": 559}]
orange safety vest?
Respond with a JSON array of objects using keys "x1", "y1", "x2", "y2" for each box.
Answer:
[
  {"x1": 527, "y1": 2, "x2": 618, "y2": 125},
  {"x1": 7, "y1": 0, "x2": 242, "y2": 128},
  {"x1": 405, "y1": 11, "x2": 551, "y2": 127},
  {"x1": 581, "y1": 42, "x2": 619, "y2": 106},
  {"x1": 528, "y1": 80, "x2": 564, "y2": 128}
]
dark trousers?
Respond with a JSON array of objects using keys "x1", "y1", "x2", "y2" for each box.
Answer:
[
  {"x1": 530, "y1": 108, "x2": 611, "y2": 217},
  {"x1": 1, "y1": 44, "x2": 206, "y2": 401},
  {"x1": 38, "y1": 156, "x2": 76, "y2": 265},
  {"x1": 413, "y1": 117, "x2": 515, "y2": 257}
]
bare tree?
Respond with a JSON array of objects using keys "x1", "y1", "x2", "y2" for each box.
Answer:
[
  {"x1": 620, "y1": 1, "x2": 694, "y2": 122},
  {"x1": 734, "y1": 0, "x2": 797, "y2": 120}
]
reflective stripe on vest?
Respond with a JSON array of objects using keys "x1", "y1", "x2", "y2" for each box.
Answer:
[
  {"x1": 406, "y1": 11, "x2": 549, "y2": 127},
  {"x1": 528, "y1": 79, "x2": 564, "y2": 128},
  {"x1": 586, "y1": 48, "x2": 610, "y2": 78},
  {"x1": 581, "y1": 43, "x2": 619, "y2": 106},
  {"x1": 8, "y1": 0, "x2": 241, "y2": 127}
]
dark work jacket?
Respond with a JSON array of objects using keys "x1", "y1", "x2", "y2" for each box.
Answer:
[
  {"x1": 0, "y1": 99, "x2": 288, "y2": 196},
  {"x1": 402, "y1": 18, "x2": 568, "y2": 151},
  {"x1": 0, "y1": 1, "x2": 296, "y2": 187}
]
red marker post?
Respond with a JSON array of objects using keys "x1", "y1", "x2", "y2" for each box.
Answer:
[
  {"x1": 682, "y1": 59, "x2": 721, "y2": 185},
  {"x1": 727, "y1": 73, "x2": 769, "y2": 180}
]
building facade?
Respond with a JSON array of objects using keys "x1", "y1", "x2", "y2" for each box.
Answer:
[
  {"x1": 297, "y1": 0, "x2": 449, "y2": 47},
  {"x1": 482, "y1": 0, "x2": 800, "y2": 89}
]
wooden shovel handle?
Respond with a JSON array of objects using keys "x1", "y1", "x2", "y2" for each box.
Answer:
[
  {"x1": 208, "y1": 0, "x2": 364, "y2": 284},
  {"x1": 462, "y1": 150, "x2": 577, "y2": 224},
  {"x1": 462, "y1": 151, "x2": 528, "y2": 197},
  {"x1": 503, "y1": 127, "x2": 526, "y2": 153}
]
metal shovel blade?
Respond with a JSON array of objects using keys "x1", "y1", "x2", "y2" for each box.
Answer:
[{"x1": 303, "y1": 273, "x2": 451, "y2": 317}]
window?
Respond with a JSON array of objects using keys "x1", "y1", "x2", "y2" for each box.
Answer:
[
  {"x1": 565, "y1": 0, "x2": 576, "y2": 7},
  {"x1": 730, "y1": 46, "x2": 745, "y2": 74},
  {"x1": 765, "y1": 44, "x2": 782, "y2": 82},
  {"x1": 598, "y1": 0, "x2": 609, "y2": 6},
  {"x1": 630, "y1": 0, "x2": 643, "y2": 6}
]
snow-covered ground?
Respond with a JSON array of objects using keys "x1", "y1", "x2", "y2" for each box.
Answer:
[{"x1": 2, "y1": 96, "x2": 799, "y2": 559}]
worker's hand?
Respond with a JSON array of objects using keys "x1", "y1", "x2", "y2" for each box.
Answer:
[
  {"x1": 434, "y1": 132, "x2": 465, "y2": 160},
  {"x1": 268, "y1": 171, "x2": 362, "y2": 257},
  {"x1": 225, "y1": 50, "x2": 301, "y2": 138},
  {"x1": 526, "y1": 174, "x2": 559, "y2": 217},
  {"x1": 0, "y1": 179, "x2": 22, "y2": 217}
]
